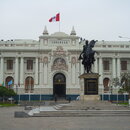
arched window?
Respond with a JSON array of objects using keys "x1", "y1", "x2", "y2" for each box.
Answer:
[
  {"x1": 25, "y1": 77, "x2": 34, "y2": 93},
  {"x1": 103, "y1": 78, "x2": 110, "y2": 92},
  {"x1": 5, "y1": 76, "x2": 14, "y2": 89}
]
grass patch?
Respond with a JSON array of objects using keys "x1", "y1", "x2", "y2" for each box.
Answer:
[
  {"x1": 0, "y1": 103, "x2": 17, "y2": 107},
  {"x1": 118, "y1": 102, "x2": 129, "y2": 105}
]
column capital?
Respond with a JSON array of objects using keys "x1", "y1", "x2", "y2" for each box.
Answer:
[
  {"x1": 0, "y1": 56, "x2": 4, "y2": 58},
  {"x1": 99, "y1": 56, "x2": 102, "y2": 59},
  {"x1": 117, "y1": 56, "x2": 120, "y2": 59},
  {"x1": 112, "y1": 56, "x2": 116, "y2": 59},
  {"x1": 95, "y1": 55, "x2": 98, "y2": 58}
]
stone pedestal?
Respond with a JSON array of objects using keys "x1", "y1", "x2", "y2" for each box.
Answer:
[{"x1": 79, "y1": 73, "x2": 100, "y2": 100}]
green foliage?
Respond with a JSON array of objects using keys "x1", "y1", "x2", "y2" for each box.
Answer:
[
  {"x1": 0, "y1": 103, "x2": 17, "y2": 107},
  {"x1": 118, "y1": 89, "x2": 127, "y2": 94},
  {"x1": 118, "y1": 102, "x2": 128, "y2": 105},
  {"x1": 112, "y1": 77, "x2": 120, "y2": 87},
  {"x1": 0, "y1": 86, "x2": 17, "y2": 97},
  {"x1": 118, "y1": 73, "x2": 130, "y2": 94}
]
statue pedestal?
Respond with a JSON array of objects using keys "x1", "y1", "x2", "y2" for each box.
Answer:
[{"x1": 79, "y1": 73, "x2": 100, "y2": 101}]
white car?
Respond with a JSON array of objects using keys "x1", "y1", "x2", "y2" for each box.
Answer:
[{"x1": 8, "y1": 97, "x2": 14, "y2": 101}]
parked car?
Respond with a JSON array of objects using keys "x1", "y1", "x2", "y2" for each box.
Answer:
[
  {"x1": 8, "y1": 97, "x2": 14, "y2": 101},
  {"x1": 0, "y1": 97, "x2": 3, "y2": 101}
]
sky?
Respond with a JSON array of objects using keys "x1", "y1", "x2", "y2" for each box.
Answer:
[{"x1": 0, "y1": 0, "x2": 130, "y2": 41}]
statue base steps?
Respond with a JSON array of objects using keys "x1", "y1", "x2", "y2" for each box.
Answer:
[{"x1": 80, "y1": 95, "x2": 100, "y2": 101}]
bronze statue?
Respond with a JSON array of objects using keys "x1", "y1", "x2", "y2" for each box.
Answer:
[{"x1": 79, "y1": 40, "x2": 97, "y2": 73}]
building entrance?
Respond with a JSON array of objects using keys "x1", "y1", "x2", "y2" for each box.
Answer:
[{"x1": 53, "y1": 73, "x2": 66, "y2": 98}]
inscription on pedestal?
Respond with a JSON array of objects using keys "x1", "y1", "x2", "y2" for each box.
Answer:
[
  {"x1": 84, "y1": 78, "x2": 98, "y2": 95},
  {"x1": 79, "y1": 73, "x2": 100, "y2": 96}
]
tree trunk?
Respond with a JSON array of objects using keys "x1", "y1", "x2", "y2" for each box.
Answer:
[{"x1": 2, "y1": 96, "x2": 4, "y2": 103}]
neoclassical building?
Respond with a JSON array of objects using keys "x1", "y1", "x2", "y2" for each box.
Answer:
[{"x1": 0, "y1": 27, "x2": 130, "y2": 99}]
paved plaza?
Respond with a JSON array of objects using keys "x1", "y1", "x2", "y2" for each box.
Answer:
[{"x1": 0, "y1": 101, "x2": 130, "y2": 130}]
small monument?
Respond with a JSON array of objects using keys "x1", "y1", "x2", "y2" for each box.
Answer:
[{"x1": 79, "y1": 40, "x2": 100, "y2": 100}]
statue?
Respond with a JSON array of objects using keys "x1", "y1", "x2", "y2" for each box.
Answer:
[{"x1": 79, "y1": 40, "x2": 97, "y2": 73}]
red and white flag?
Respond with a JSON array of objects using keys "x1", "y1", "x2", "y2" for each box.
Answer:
[{"x1": 49, "y1": 13, "x2": 60, "y2": 22}]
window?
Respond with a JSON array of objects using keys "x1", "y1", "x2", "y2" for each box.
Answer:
[
  {"x1": 7, "y1": 60, "x2": 13, "y2": 70},
  {"x1": 27, "y1": 60, "x2": 33, "y2": 70},
  {"x1": 103, "y1": 60, "x2": 109, "y2": 71},
  {"x1": 121, "y1": 61, "x2": 127, "y2": 70},
  {"x1": 25, "y1": 77, "x2": 34, "y2": 93},
  {"x1": 103, "y1": 78, "x2": 110, "y2": 92}
]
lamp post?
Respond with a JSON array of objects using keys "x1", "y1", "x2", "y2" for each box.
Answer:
[
  {"x1": 16, "y1": 84, "x2": 19, "y2": 104},
  {"x1": 119, "y1": 36, "x2": 130, "y2": 39},
  {"x1": 109, "y1": 86, "x2": 113, "y2": 102}
]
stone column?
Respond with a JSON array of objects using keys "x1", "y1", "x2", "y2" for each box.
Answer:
[
  {"x1": 71, "y1": 64, "x2": 76, "y2": 84},
  {"x1": 35, "y1": 57, "x2": 38, "y2": 85},
  {"x1": 99, "y1": 57, "x2": 103, "y2": 85},
  {"x1": 76, "y1": 60, "x2": 80, "y2": 85},
  {"x1": 43, "y1": 57, "x2": 48, "y2": 85},
  {"x1": 71, "y1": 57, "x2": 76, "y2": 85},
  {"x1": 67, "y1": 57, "x2": 71, "y2": 89},
  {"x1": 39, "y1": 60, "x2": 43, "y2": 86},
  {"x1": 15, "y1": 57, "x2": 19, "y2": 85},
  {"x1": 99, "y1": 56, "x2": 103, "y2": 94},
  {"x1": 81, "y1": 64, "x2": 84, "y2": 74},
  {"x1": 117, "y1": 57, "x2": 121, "y2": 80},
  {"x1": 112, "y1": 57, "x2": 116, "y2": 78},
  {"x1": 20, "y1": 57, "x2": 24, "y2": 85},
  {"x1": 94, "y1": 57, "x2": 98, "y2": 73},
  {"x1": 0, "y1": 57, "x2": 4, "y2": 83}
]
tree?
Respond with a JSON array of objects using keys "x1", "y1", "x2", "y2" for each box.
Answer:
[
  {"x1": 120, "y1": 73, "x2": 130, "y2": 93},
  {"x1": 0, "y1": 86, "x2": 17, "y2": 102},
  {"x1": 112, "y1": 77, "x2": 120, "y2": 88},
  {"x1": 0, "y1": 87, "x2": 7, "y2": 97},
  {"x1": 119, "y1": 72, "x2": 130, "y2": 104}
]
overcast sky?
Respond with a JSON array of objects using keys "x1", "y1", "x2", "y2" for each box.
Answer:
[{"x1": 0, "y1": 0, "x2": 130, "y2": 41}]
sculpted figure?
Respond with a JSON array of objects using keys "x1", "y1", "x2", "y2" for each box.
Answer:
[{"x1": 79, "y1": 40, "x2": 97, "y2": 73}]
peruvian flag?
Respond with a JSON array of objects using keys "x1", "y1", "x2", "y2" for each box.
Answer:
[{"x1": 49, "y1": 13, "x2": 60, "y2": 22}]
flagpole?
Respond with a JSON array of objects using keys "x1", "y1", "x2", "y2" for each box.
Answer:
[
  {"x1": 59, "y1": 12, "x2": 60, "y2": 32},
  {"x1": 59, "y1": 21, "x2": 60, "y2": 32}
]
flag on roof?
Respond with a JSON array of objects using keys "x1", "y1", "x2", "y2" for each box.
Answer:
[{"x1": 49, "y1": 13, "x2": 60, "y2": 22}]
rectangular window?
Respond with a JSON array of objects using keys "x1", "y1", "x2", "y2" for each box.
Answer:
[
  {"x1": 103, "y1": 60, "x2": 109, "y2": 71},
  {"x1": 7, "y1": 60, "x2": 13, "y2": 70},
  {"x1": 27, "y1": 60, "x2": 33, "y2": 70},
  {"x1": 121, "y1": 61, "x2": 127, "y2": 70}
]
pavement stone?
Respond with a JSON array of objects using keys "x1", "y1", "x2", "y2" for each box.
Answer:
[{"x1": 0, "y1": 101, "x2": 130, "y2": 129}]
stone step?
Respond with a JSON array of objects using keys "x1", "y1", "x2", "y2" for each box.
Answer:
[
  {"x1": 33, "y1": 110, "x2": 130, "y2": 117},
  {"x1": 19, "y1": 101, "x2": 69, "y2": 106},
  {"x1": 80, "y1": 95, "x2": 100, "y2": 101}
]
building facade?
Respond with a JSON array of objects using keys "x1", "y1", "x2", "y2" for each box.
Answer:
[{"x1": 0, "y1": 27, "x2": 130, "y2": 99}]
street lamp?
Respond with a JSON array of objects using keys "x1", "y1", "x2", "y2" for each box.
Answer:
[{"x1": 118, "y1": 36, "x2": 130, "y2": 39}]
